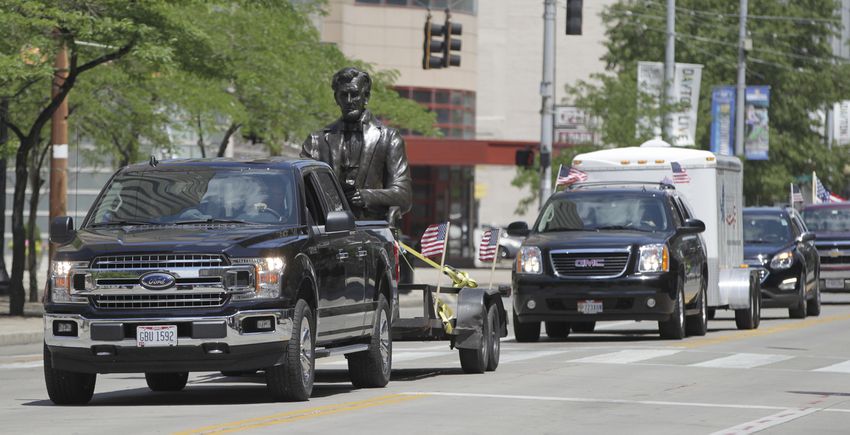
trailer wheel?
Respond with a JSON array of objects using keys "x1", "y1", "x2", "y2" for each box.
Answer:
[
  {"x1": 545, "y1": 321, "x2": 571, "y2": 339},
  {"x1": 266, "y1": 299, "x2": 314, "y2": 401},
  {"x1": 789, "y1": 271, "x2": 808, "y2": 319},
  {"x1": 659, "y1": 277, "x2": 686, "y2": 339},
  {"x1": 348, "y1": 294, "x2": 392, "y2": 388},
  {"x1": 459, "y1": 306, "x2": 489, "y2": 374},
  {"x1": 735, "y1": 276, "x2": 761, "y2": 330},
  {"x1": 145, "y1": 372, "x2": 189, "y2": 392},
  {"x1": 485, "y1": 304, "x2": 501, "y2": 371},
  {"x1": 512, "y1": 309, "x2": 540, "y2": 342},
  {"x1": 44, "y1": 344, "x2": 96, "y2": 405},
  {"x1": 686, "y1": 275, "x2": 708, "y2": 336}
]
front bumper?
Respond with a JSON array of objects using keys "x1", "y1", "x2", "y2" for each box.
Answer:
[
  {"x1": 749, "y1": 266, "x2": 801, "y2": 308},
  {"x1": 512, "y1": 273, "x2": 677, "y2": 322},
  {"x1": 44, "y1": 309, "x2": 292, "y2": 374},
  {"x1": 819, "y1": 266, "x2": 850, "y2": 291}
]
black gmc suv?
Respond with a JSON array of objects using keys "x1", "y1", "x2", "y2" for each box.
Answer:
[
  {"x1": 511, "y1": 183, "x2": 708, "y2": 341},
  {"x1": 44, "y1": 158, "x2": 398, "y2": 404}
]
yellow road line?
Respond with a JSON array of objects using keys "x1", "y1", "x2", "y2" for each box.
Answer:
[
  {"x1": 680, "y1": 313, "x2": 850, "y2": 349},
  {"x1": 173, "y1": 393, "x2": 428, "y2": 435}
]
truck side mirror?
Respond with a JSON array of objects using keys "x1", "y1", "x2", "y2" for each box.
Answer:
[
  {"x1": 506, "y1": 221, "x2": 530, "y2": 237},
  {"x1": 798, "y1": 232, "x2": 816, "y2": 243},
  {"x1": 679, "y1": 218, "x2": 705, "y2": 234},
  {"x1": 325, "y1": 211, "x2": 355, "y2": 233},
  {"x1": 50, "y1": 216, "x2": 76, "y2": 245}
]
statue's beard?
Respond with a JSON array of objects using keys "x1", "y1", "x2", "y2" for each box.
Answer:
[{"x1": 342, "y1": 108, "x2": 363, "y2": 123}]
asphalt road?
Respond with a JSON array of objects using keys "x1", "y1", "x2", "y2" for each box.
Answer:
[{"x1": 4, "y1": 288, "x2": 850, "y2": 433}]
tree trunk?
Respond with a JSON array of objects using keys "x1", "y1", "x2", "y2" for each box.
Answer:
[
  {"x1": 0, "y1": 98, "x2": 10, "y2": 288},
  {"x1": 9, "y1": 139, "x2": 31, "y2": 315},
  {"x1": 27, "y1": 142, "x2": 49, "y2": 303},
  {"x1": 217, "y1": 122, "x2": 241, "y2": 157},
  {"x1": 196, "y1": 115, "x2": 206, "y2": 158}
]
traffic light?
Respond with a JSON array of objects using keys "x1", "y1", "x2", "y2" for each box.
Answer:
[
  {"x1": 566, "y1": 0, "x2": 582, "y2": 35},
  {"x1": 422, "y1": 15, "x2": 445, "y2": 69},
  {"x1": 442, "y1": 17, "x2": 462, "y2": 68}
]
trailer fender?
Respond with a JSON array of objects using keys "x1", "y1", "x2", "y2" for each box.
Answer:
[
  {"x1": 720, "y1": 268, "x2": 754, "y2": 309},
  {"x1": 454, "y1": 287, "x2": 507, "y2": 350}
]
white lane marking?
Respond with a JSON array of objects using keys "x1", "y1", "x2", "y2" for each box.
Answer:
[
  {"x1": 499, "y1": 351, "x2": 569, "y2": 364},
  {"x1": 567, "y1": 349, "x2": 681, "y2": 364},
  {"x1": 710, "y1": 408, "x2": 820, "y2": 435},
  {"x1": 0, "y1": 361, "x2": 43, "y2": 370},
  {"x1": 814, "y1": 360, "x2": 850, "y2": 373},
  {"x1": 595, "y1": 321, "x2": 638, "y2": 330},
  {"x1": 692, "y1": 353, "x2": 793, "y2": 369}
]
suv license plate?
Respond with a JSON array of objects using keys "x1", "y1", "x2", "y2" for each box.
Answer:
[
  {"x1": 826, "y1": 279, "x2": 845, "y2": 289},
  {"x1": 137, "y1": 325, "x2": 177, "y2": 348},
  {"x1": 578, "y1": 300, "x2": 603, "y2": 315}
]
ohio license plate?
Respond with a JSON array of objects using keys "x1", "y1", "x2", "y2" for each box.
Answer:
[
  {"x1": 136, "y1": 325, "x2": 177, "y2": 348},
  {"x1": 826, "y1": 279, "x2": 845, "y2": 289},
  {"x1": 578, "y1": 300, "x2": 603, "y2": 314}
]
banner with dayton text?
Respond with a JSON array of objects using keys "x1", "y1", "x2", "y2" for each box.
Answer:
[
  {"x1": 635, "y1": 61, "x2": 703, "y2": 147},
  {"x1": 710, "y1": 86, "x2": 736, "y2": 156},
  {"x1": 833, "y1": 100, "x2": 850, "y2": 146},
  {"x1": 744, "y1": 86, "x2": 770, "y2": 160}
]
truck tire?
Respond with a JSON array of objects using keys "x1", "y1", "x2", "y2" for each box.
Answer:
[
  {"x1": 808, "y1": 276, "x2": 821, "y2": 317},
  {"x1": 789, "y1": 271, "x2": 808, "y2": 319},
  {"x1": 44, "y1": 344, "x2": 96, "y2": 405},
  {"x1": 571, "y1": 321, "x2": 596, "y2": 333},
  {"x1": 459, "y1": 306, "x2": 490, "y2": 374},
  {"x1": 348, "y1": 294, "x2": 392, "y2": 388},
  {"x1": 735, "y1": 278, "x2": 761, "y2": 330},
  {"x1": 485, "y1": 303, "x2": 501, "y2": 372},
  {"x1": 659, "y1": 279, "x2": 686, "y2": 339},
  {"x1": 266, "y1": 299, "x2": 314, "y2": 401},
  {"x1": 145, "y1": 372, "x2": 188, "y2": 391},
  {"x1": 545, "y1": 321, "x2": 571, "y2": 339},
  {"x1": 686, "y1": 277, "x2": 708, "y2": 336},
  {"x1": 512, "y1": 309, "x2": 540, "y2": 342}
]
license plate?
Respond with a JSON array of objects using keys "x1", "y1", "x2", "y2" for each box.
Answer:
[
  {"x1": 136, "y1": 325, "x2": 177, "y2": 348},
  {"x1": 578, "y1": 300, "x2": 603, "y2": 314},
  {"x1": 826, "y1": 279, "x2": 845, "y2": 289}
]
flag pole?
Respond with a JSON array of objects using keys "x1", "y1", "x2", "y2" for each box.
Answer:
[
  {"x1": 488, "y1": 228, "x2": 501, "y2": 291},
  {"x1": 552, "y1": 164, "x2": 563, "y2": 193},
  {"x1": 789, "y1": 183, "x2": 792, "y2": 207},
  {"x1": 435, "y1": 221, "x2": 450, "y2": 296},
  {"x1": 812, "y1": 171, "x2": 817, "y2": 204}
]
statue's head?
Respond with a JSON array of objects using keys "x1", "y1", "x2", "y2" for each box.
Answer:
[{"x1": 332, "y1": 67, "x2": 371, "y2": 123}]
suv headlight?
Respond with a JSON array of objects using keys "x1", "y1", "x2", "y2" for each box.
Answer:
[
  {"x1": 638, "y1": 244, "x2": 669, "y2": 273},
  {"x1": 517, "y1": 246, "x2": 543, "y2": 274},
  {"x1": 770, "y1": 251, "x2": 794, "y2": 270},
  {"x1": 231, "y1": 257, "x2": 284, "y2": 299},
  {"x1": 50, "y1": 260, "x2": 90, "y2": 304}
]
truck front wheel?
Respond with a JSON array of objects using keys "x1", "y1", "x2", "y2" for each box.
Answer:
[
  {"x1": 44, "y1": 344, "x2": 96, "y2": 405},
  {"x1": 348, "y1": 294, "x2": 392, "y2": 388},
  {"x1": 266, "y1": 299, "x2": 315, "y2": 401},
  {"x1": 659, "y1": 277, "x2": 686, "y2": 339},
  {"x1": 512, "y1": 309, "x2": 540, "y2": 342}
]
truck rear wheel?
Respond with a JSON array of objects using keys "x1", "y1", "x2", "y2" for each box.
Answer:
[
  {"x1": 44, "y1": 344, "x2": 96, "y2": 405},
  {"x1": 145, "y1": 372, "x2": 188, "y2": 391},
  {"x1": 735, "y1": 277, "x2": 761, "y2": 330},
  {"x1": 459, "y1": 306, "x2": 490, "y2": 374},
  {"x1": 545, "y1": 321, "x2": 571, "y2": 339},
  {"x1": 266, "y1": 299, "x2": 314, "y2": 401},
  {"x1": 686, "y1": 277, "x2": 708, "y2": 336},
  {"x1": 512, "y1": 309, "x2": 540, "y2": 342},
  {"x1": 659, "y1": 279, "x2": 686, "y2": 339},
  {"x1": 348, "y1": 294, "x2": 392, "y2": 388}
]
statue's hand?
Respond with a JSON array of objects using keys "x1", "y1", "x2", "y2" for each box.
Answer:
[{"x1": 345, "y1": 187, "x2": 365, "y2": 208}]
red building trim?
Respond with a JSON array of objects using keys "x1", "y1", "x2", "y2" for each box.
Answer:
[{"x1": 405, "y1": 137, "x2": 540, "y2": 166}]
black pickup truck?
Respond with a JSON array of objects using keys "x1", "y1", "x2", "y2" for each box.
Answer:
[{"x1": 44, "y1": 158, "x2": 399, "y2": 404}]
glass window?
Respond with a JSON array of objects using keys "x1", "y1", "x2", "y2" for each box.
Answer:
[
  {"x1": 316, "y1": 172, "x2": 347, "y2": 213},
  {"x1": 303, "y1": 174, "x2": 325, "y2": 225},
  {"x1": 436, "y1": 108, "x2": 450, "y2": 123},
  {"x1": 801, "y1": 206, "x2": 850, "y2": 232},
  {"x1": 743, "y1": 213, "x2": 792, "y2": 243},
  {"x1": 435, "y1": 90, "x2": 450, "y2": 104},
  {"x1": 412, "y1": 89, "x2": 431, "y2": 103},
  {"x1": 355, "y1": 0, "x2": 381, "y2": 4},
  {"x1": 386, "y1": 0, "x2": 407, "y2": 4},
  {"x1": 535, "y1": 193, "x2": 671, "y2": 233}
]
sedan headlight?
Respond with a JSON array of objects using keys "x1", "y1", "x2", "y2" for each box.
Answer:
[
  {"x1": 770, "y1": 251, "x2": 794, "y2": 270},
  {"x1": 231, "y1": 257, "x2": 285, "y2": 299},
  {"x1": 517, "y1": 246, "x2": 543, "y2": 274},
  {"x1": 50, "y1": 260, "x2": 89, "y2": 304},
  {"x1": 638, "y1": 244, "x2": 669, "y2": 273}
]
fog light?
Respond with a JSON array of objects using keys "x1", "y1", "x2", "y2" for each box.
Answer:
[
  {"x1": 646, "y1": 298, "x2": 656, "y2": 308},
  {"x1": 53, "y1": 320, "x2": 78, "y2": 337},
  {"x1": 256, "y1": 318, "x2": 273, "y2": 330},
  {"x1": 779, "y1": 277, "x2": 797, "y2": 290},
  {"x1": 242, "y1": 316, "x2": 275, "y2": 333},
  {"x1": 526, "y1": 299, "x2": 537, "y2": 310}
]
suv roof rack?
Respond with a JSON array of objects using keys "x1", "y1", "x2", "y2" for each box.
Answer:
[{"x1": 564, "y1": 181, "x2": 676, "y2": 191}]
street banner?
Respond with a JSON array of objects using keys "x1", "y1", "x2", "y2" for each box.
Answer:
[
  {"x1": 833, "y1": 100, "x2": 850, "y2": 146},
  {"x1": 710, "y1": 86, "x2": 736, "y2": 156},
  {"x1": 744, "y1": 86, "x2": 770, "y2": 160},
  {"x1": 636, "y1": 61, "x2": 703, "y2": 147},
  {"x1": 554, "y1": 106, "x2": 599, "y2": 145}
]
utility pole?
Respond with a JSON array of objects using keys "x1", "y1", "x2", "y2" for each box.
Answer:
[
  {"x1": 663, "y1": 0, "x2": 675, "y2": 143},
  {"x1": 539, "y1": 0, "x2": 556, "y2": 208},
  {"x1": 49, "y1": 42, "x2": 69, "y2": 263},
  {"x1": 735, "y1": 0, "x2": 748, "y2": 157}
]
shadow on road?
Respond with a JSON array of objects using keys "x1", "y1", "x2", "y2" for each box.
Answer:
[{"x1": 788, "y1": 390, "x2": 850, "y2": 397}]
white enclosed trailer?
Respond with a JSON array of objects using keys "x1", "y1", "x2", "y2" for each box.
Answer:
[{"x1": 572, "y1": 139, "x2": 761, "y2": 329}]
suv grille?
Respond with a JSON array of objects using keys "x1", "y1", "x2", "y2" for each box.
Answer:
[
  {"x1": 91, "y1": 254, "x2": 226, "y2": 270},
  {"x1": 550, "y1": 250, "x2": 630, "y2": 278},
  {"x1": 92, "y1": 293, "x2": 228, "y2": 309}
]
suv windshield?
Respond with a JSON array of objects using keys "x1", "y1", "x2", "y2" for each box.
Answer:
[
  {"x1": 743, "y1": 213, "x2": 791, "y2": 243},
  {"x1": 801, "y1": 207, "x2": 850, "y2": 233},
  {"x1": 535, "y1": 193, "x2": 670, "y2": 233},
  {"x1": 87, "y1": 168, "x2": 298, "y2": 226}
]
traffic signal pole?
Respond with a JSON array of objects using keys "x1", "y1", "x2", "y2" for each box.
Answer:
[
  {"x1": 735, "y1": 0, "x2": 748, "y2": 157},
  {"x1": 663, "y1": 0, "x2": 675, "y2": 142},
  {"x1": 539, "y1": 0, "x2": 556, "y2": 209}
]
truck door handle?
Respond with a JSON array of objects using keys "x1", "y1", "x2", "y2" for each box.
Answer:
[
  {"x1": 337, "y1": 250, "x2": 349, "y2": 260},
  {"x1": 356, "y1": 248, "x2": 368, "y2": 258}
]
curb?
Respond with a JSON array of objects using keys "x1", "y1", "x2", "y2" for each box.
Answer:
[{"x1": 0, "y1": 331, "x2": 43, "y2": 346}]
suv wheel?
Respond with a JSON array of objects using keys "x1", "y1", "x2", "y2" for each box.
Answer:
[
  {"x1": 545, "y1": 321, "x2": 571, "y2": 339},
  {"x1": 807, "y1": 274, "x2": 822, "y2": 317},
  {"x1": 659, "y1": 276, "x2": 686, "y2": 339},
  {"x1": 571, "y1": 321, "x2": 596, "y2": 333},
  {"x1": 348, "y1": 294, "x2": 392, "y2": 388},
  {"x1": 266, "y1": 299, "x2": 314, "y2": 401},
  {"x1": 512, "y1": 309, "x2": 540, "y2": 342},
  {"x1": 44, "y1": 344, "x2": 96, "y2": 405},
  {"x1": 789, "y1": 271, "x2": 808, "y2": 319},
  {"x1": 685, "y1": 273, "x2": 708, "y2": 336}
]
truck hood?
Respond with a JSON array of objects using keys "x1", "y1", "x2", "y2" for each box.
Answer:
[
  {"x1": 523, "y1": 230, "x2": 669, "y2": 251},
  {"x1": 744, "y1": 243, "x2": 788, "y2": 262},
  {"x1": 811, "y1": 232, "x2": 850, "y2": 244}
]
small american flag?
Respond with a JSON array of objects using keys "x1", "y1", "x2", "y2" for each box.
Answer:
[
  {"x1": 815, "y1": 175, "x2": 845, "y2": 203},
  {"x1": 670, "y1": 162, "x2": 691, "y2": 184},
  {"x1": 790, "y1": 183, "x2": 803, "y2": 204},
  {"x1": 420, "y1": 222, "x2": 448, "y2": 258},
  {"x1": 478, "y1": 229, "x2": 499, "y2": 262},
  {"x1": 556, "y1": 164, "x2": 588, "y2": 187}
]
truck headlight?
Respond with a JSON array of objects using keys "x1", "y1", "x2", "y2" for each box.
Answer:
[
  {"x1": 517, "y1": 246, "x2": 543, "y2": 274},
  {"x1": 50, "y1": 260, "x2": 89, "y2": 304},
  {"x1": 232, "y1": 257, "x2": 284, "y2": 299},
  {"x1": 770, "y1": 251, "x2": 794, "y2": 270},
  {"x1": 638, "y1": 244, "x2": 669, "y2": 273}
]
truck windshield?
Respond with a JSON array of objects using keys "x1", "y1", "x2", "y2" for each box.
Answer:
[
  {"x1": 87, "y1": 168, "x2": 298, "y2": 226},
  {"x1": 535, "y1": 193, "x2": 669, "y2": 233},
  {"x1": 743, "y1": 213, "x2": 791, "y2": 243},
  {"x1": 801, "y1": 207, "x2": 850, "y2": 233}
]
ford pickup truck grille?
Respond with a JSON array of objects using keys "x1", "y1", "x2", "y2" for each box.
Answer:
[
  {"x1": 92, "y1": 292, "x2": 228, "y2": 309},
  {"x1": 550, "y1": 250, "x2": 631, "y2": 278},
  {"x1": 91, "y1": 254, "x2": 227, "y2": 270}
]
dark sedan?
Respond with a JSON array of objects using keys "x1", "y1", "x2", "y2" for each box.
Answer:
[{"x1": 742, "y1": 207, "x2": 821, "y2": 318}]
